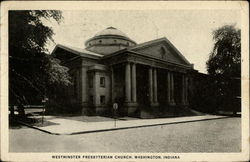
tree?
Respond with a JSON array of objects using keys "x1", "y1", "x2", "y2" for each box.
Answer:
[
  {"x1": 206, "y1": 25, "x2": 241, "y2": 113},
  {"x1": 9, "y1": 10, "x2": 71, "y2": 106}
]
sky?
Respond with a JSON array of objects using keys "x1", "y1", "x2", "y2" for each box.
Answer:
[{"x1": 46, "y1": 10, "x2": 241, "y2": 73}]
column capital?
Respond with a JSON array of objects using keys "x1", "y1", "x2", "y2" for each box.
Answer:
[{"x1": 130, "y1": 61, "x2": 137, "y2": 65}]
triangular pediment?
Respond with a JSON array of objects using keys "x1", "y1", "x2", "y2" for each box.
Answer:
[
  {"x1": 51, "y1": 44, "x2": 103, "y2": 61},
  {"x1": 129, "y1": 37, "x2": 191, "y2": 66}
]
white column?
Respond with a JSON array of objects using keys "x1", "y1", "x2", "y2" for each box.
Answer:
[
  {"x1": 93, "y1": 71, "x2": 99, "y2": 106},
  {"x1": 148, "y1": 67, "x2": 153, "y2": 103},
  {"x1": 125, "y1": 62, "x2": 131, "y2": 102},
  {"x1": 81, "y1": 67, "x2": 87, "y2": 104},
  {"x1": 153, "y1": 68, "x2": 158, "y2": 103},
  {"x1": 131, "y1": 63, "x2": 137, "y2": 103}
]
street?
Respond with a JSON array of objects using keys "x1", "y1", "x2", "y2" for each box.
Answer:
[{"x1": 9, "y1": 117, "x2": 241, "y2": 152}]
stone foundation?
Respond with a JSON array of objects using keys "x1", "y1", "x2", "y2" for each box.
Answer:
[{"x1": 124, "y1": 102, "x2": 138, "y2": 116}]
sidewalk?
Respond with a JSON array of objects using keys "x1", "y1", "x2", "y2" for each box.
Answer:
[{"x1": 16, "y1": 114, "x2": 230, "y2": 135}]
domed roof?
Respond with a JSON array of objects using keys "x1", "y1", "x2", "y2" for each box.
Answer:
[
  {"x1": 85, "y1": 27, "x2": 136, "y2": 54},
  {"x1": 94, "y1": 27, "x2": 128, "y2": 38}
]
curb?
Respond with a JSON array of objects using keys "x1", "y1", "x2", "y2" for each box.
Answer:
[
  {"x1": 14, "y1": 120, "x2": 60, "y2": 135},
  {"x1": 15, "y1": 116, "x2": 232, "y2": 135},
  {"x1": 70, "y1": 116, "x2": 231, "y2": 135}
]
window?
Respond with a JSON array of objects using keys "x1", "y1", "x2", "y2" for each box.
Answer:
[
  {"x1": 100, "y1": 96, "x2": 105, "y2": 104},
  {"x1": 100, "y1": 77, "x2": 105, "y2": 87},
  {"x1": 114, "y1": 39, "x2": 117, "y2": 43},
  {"x1": 126, "y1": 42, "x2": 129, "y2": 46},
  {"x1": 99, "y1": 40, "x2": 102, "y2": 43}
]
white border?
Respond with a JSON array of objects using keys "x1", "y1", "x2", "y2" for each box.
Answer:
[{"x1": 0, "y1": 1, "x2": 249, "y2": 161}]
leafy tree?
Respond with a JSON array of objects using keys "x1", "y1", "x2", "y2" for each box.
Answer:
[
  {"x1": 9, "y1": 10, "x2": 71, "y2": 105},
  {"x1": 206, "y1": 25, "x2": 241, "y2": 112},
  {"x1": 207, "y1": 25, "x2": 241, "y2": 77}
]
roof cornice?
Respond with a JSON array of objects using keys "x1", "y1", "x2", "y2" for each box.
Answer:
[
  {"x1": 52, "y1": 44, "x2": 103, "y2": 60},
  {"x1": 127, "y1": 50, "x2": 193, "y2": 69}
]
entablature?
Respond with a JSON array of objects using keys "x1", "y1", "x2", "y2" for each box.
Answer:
[{"x1": 101, "y1": 52, "x2": 194, "y2": 73}]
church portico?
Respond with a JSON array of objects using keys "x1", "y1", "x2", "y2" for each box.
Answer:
[
  {"x1": 118, "y1": 61, "x2": 191, "y2": 116},
  {"x1": 101, "y1": 51, "x2": 193, "y2": 116},
  {"x1": 52, "y1": 27, "x2": 196, "y2": 117}
]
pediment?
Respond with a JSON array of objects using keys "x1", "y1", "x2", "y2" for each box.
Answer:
[
  {"x1": 129, "y1": 38, "x2": 191, "y2": 66},
  {"x1": 51, "y1": 44, "x2": 103, "y2": 62}
]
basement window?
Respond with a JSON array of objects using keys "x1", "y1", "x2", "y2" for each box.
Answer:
[{"x1": 100, "y1": 96, "x2": 105, "y2": 104}]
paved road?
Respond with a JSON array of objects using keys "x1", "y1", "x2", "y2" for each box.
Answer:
[{"x1": 9, "y1": 117, "x2": 241, "y2": 152}]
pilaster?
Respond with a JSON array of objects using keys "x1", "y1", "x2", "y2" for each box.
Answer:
[{"x1": 80, "y1": 66, "x2": 89, "y2": 114}]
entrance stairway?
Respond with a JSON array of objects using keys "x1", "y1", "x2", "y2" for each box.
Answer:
[{"x1": 139, "y1": 106, "x2": 205, "y2": 119}]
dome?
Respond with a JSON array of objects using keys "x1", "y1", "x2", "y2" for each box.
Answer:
[
  {"x1": 85, "y1": 27, "x2": 136, "y2": 55},
  {"x1": 94, "y1": 27, "x2": 128, "y2": 38}
]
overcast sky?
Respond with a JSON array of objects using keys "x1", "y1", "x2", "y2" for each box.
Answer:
[{"x1": 46, "y1": 10, "x2": 240, "y2": 73}]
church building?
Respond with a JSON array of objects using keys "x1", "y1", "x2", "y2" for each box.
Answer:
[{"x1": 51, "y1": 27, "x2": 197, "y2": 117}]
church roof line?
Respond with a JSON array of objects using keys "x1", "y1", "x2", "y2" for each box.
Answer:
[
  {"x1": 52, "y1": 37, "x2": 192, "y2": 68},
  {"x1": 85, "y1": 27, "x2": 136, "y2": 47},
  {"x1": 94, "y1": 26, "x2": 128, "y2": 37},
  {"x1": 128, "y1": 37, "x2": 191, "y2": 65},
  {"x1": 102, "y1": 37, "x2": 191, "y2": 66},
  {"x1": 52, "y1": 44, "x2": 104, "y2": 59},
  {"x1": 128, "y1": 37, "x2": 166, "y2": 50},
  {"x1": 126, "y1": 50, "x2": 193, "y2": 69}
]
